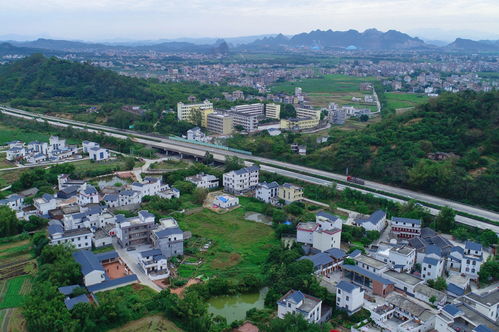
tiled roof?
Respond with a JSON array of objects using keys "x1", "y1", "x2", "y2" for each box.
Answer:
[
  {"x1": 96, "y1": 251, "x2": 118, "y2": 262},
  {"x1": 342, "y1": 264, "x2": 394, "y2": 285},
  {"x1": 58, "y1": 284, "x2": 80, "y2": 296},
  {"x1": 442, "y1": 304, "x2": 461, "y2": 317},
  {"x1": 73, "y1": 250, "x2": 104, "y2": 275},
  {"x1": 355, "y1": 210, "x2": 386, "y2": 225},
  {"x1": 447, "y1": 283, "x2": 465, "y2": 296},
  {"x1": 155, "y1": 227, "x2": 183, "y2": 238},
  {"x1": 87, "y1": 274, "x2": 138, "y2": 293},
  {"x1": 298, "y1": 253, "x2": 333, "y2": 267},
  {"x1": 423, "y1": 256, "x2": 439, "y2": 266},
  {"x1": 316, "y1": 211, "x2": 340, "y2": 222},
  {"x1": 64, "y1": 294, "x2": 90, "y2": 310},
  {"x1": 337, "y1": 280, "x2": 358, "y2": 293},
  {"x1": 465, "y1": 241, "x2": 482, "y2": 252},
  {"x1": 324, "y1": 248, "x2": 346, "y2": 259}
]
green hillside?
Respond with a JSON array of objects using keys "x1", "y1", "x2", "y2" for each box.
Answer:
[{"x1": 228, "y1": 91, "x2": 499, "y2": 210}]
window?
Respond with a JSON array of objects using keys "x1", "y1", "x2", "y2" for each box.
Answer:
[
  {"x1": 337, "y1": 289, "x2": 341, "y2": 294},
  {"x1": 346, "y1": 296, "x2": 349, "y2": 301}
]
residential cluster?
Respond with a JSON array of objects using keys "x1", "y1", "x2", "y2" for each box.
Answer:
[{"x1": 6, "y1": 136, "x2": 80, "y2": 164}]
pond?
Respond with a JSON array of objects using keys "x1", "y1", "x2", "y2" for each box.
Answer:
[
  {"x1": 97, "y1": 176, "x2": 129, "y2": 189},
  {"x1": 207, "y1": 288, "x2": 268, "y2": 324}
]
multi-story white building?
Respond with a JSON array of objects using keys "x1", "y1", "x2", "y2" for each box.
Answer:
[
  {"x1": 460, "y1": 241, "x2": 483, "y2": 278},
  {"x1": 223, "y1": 166, "x2": 259, "y2": 194},
  {"x1": 207, "y1": 113, "x2": 233, "y2": 135},
  {"x1": 48, "y1": 222, "x2": 93, "y2": 250},
  {"x1": 230, "y1": 103, "x2": 265, "y2": 117},
  {"x1": 390, "y1": 217, "x2": 422, "y2": 239},
  {"x1": 255, "y1": 181, "x2": 279, "y2": 204},
  {"x1": 185, "y1": 173, "x2": 219, "y2": 189},
  {"x1": 34, "y1": 193, "x2": 57, "y2": 215},
  {"x1": 354, "y1": 210, "x2": 387, "y2": 232},
  {"x1": 422, "y1": 256, "x2": 444, "y2": 281},
  {"x1": 177, "y1": 100, "x2": 214, "y2": 126},
  {"x1": 296, "y1": 108, "x2": 322, "y2": 120},
  {"x1": 277, "y1": 290, "x2": 322, "y2": 324},
  {"x1": 115, "y1": 210, "x2": 156, "y2": 248},
  {"x1": 0, "y1": 194, "x2": 24, "y2": 212},
  {"x1": 265, "y1": 103, "x2": 281, "y2": 119},
  {"x1": 78, "y1": 185, "x2": 99, "y2": 206},
  {"x1": 336, "y1": 280, "x2": 364, "y2": 314},
  {"x1": 228, "y1": 111, "x2": 259, "y2": 132},
  {"x1": 138, "y1": 249, "x2": 169, "y2": 280},
  {"x1": 297, "y1": 212, "x2": 342, "y2": 251}
]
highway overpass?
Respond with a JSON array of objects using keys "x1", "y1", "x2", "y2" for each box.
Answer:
[{"x1": 1, "y1": 105, "x2": 498, "y2": 233}]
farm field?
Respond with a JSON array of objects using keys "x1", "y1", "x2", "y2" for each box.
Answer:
[
  {"x1": 0, "y1": 275, "x2": 32, "y2": 309},
  {"x1": 385, "y1": 92, "x2": 429, "y2": 110},
  {"x1": 177, "y1": 202, "x2": 278, "y2": 280},
  {"x1": 109, "y1": 314, "x2": 183, "y2": 332},
  {"x1": 271, "y1": 74, "x2": 378, "y2": 108},
  {"x1": 0, "y1": 154, "x2": 15, "y2": 169},
  {"x1": 150, "y1": 159, "x2": 191, "y2": 170}
]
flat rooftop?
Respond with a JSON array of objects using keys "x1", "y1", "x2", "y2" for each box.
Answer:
[
  {"x1": 355, "y1": 255, "x2": 387, "y2": 269},
  {"x1": 384, "y1": 270, "x2": 423, "y2": 286}
]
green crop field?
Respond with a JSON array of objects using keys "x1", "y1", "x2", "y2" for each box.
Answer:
[
  {"x1": 0, "y1": 275, "x2": 31, "y2": 309},
  {"x1": 271, "y1": 74, "x2": 378, "y2": 94},
  {"x1": 177, "y1": 206, "x2": 278, "y2": 280},
  {"x1": 385, "y1": 92, "x2": 429, "y2": 110},
  {"x1": 0, "y1": 123, "x2": 50, "y2": 146}
]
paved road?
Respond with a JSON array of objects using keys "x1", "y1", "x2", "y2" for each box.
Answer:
[
  {"x1": 1, "y1": 105, "x2": 498, "y2": 229},
  {"x1": 112, "y1": 239, "x2": 162, "y2": 292}
]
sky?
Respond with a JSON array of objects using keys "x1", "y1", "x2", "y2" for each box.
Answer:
[{"x1": 1, "y1": 0, "x2": 498, "y2": 42}]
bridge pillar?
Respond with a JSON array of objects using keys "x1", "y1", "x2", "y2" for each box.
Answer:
[{"x1": 179, "y1": 153, "x2": 183, "y2": 159}]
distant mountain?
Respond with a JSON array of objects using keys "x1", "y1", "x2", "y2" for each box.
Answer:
[
  {"x1": 243, "y1": 28, "x2": 429, "y2": 50},
  {"x1": 9, "y1": 38, "x2": 112, "y2": 52},
  {"x1": 0, "y1": 42, "x2": 62, "y2": 56},
  {"x1": 445, "y1": 38, "x2": 499, "y2": 51}
]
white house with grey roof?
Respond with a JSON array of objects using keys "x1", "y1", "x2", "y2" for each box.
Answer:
[
  {"x1": 48, "y1": 222, "x2": 94, "y2": 250},
  {"x1": 185, "y1": 173, "x2": 219, "y2": 189},
  {"x1": 277, "y1": 290, "x2": 323, "y2": 323},
  {"x1": 390, "y1": 217, "x2": 422, "y2": 239},
  {"x1": 0, "y1": 194, "x2": 24, "y2": 217},
  {"x1": 151, "y1": 217, "x2": 184, "y2": 258},
  {"x1": 89, "y1": 146, "x2": 110, "y2": 161},
  {"x1": 78, "y1": 185, "x2": 99, "y2": 206},
  {"x1": 223, "y1": 166, "x2": 259, "y2": 194},
  {"x1": 422, "y1": 255, "x2": 444, "y2": 281},
  {"x1": 296, "y1": 212, "x2": 343, "y2": 252},
  {"x1": 336, "y1": 280, "x2": 364, "y2": 314},
  {"x1": 255, "y1": 181, "x2": 279, "y2": 204},
  {"x1": 34, "y1": 193, "x2": 56, "y2": 216},
  {"x1": 460, "y1": 241, "x2": 483, "y2": 279},
  {"x1": 138, "y1": 249, "x2": 169, "y2": 280},
  {"x1": 354, "y1": 210, "x2": 387, "y2": 232}
]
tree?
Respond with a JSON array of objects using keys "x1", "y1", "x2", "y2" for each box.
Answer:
[
  {"x1": 280, "y1": 104, "x2": 296, "y2": 119},
  {"x1": 192, "y1": 188, "x2": 208, "y2": 205},
  {"x1": 478, "y1": 258, "x2": 499, "y2": 283},
  {"x1": 203, "y1": 152, "x2": 214, "y2": 165},
  {"x1": 359, "y1": 114, "x2": 369, "y2": 122},
  {"x1": 343, "y1": 258, "x2": 357, "y2": 265},
  {"x1": 478, "y1": 230, "x2": 498, "y2": 248},
  {"x1": 125, "y1": 157, "x2": 136, "y2": 170},
  {"x1": 189, "y1": 109, "x2": 203, "y2": 127},
  {"x1": 234, "y1": 125, "x2": 245, "y2": 132},
  {"x1": 434, "y1": 206, "x2": 455, "y2": 233},
  {"x1": 427, "y1": 277, "x2": 447, "y2": 291},
  {"x1": 429, "y1": 295, "x2": 437, "y2": 304},
  {"x1": 224, "y1": 156, "x2": 244, "y2": 172},
  {"x1": 172, "y1": 181, "x2": 196, "y2": 194},
  {"x1": 0, "y1": 206, "x2": 21, "y2": 237},
  {"x1": 267, "y1": 313, "x2": 331, "y2": 332}
]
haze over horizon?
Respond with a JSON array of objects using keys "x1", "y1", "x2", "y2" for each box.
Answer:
[{"x1": 1, "y1": 0, "x2": 499, "y2": 42}]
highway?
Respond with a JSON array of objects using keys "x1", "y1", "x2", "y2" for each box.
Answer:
[{"x1": 1, "y1": 105, "x2": 498, "y2": 232}]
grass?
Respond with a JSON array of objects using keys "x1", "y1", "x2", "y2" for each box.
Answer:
[
  {"x1": 5, "y1": 308, "x2": 28, "y2": 332},
  {"x1": 0, "y1": 276, "x2": 31, "y2": 309},
  {"x1": 0, "y1": 124, "x2": 50, "y2": 146},
  {"x1": 0, "y1": 168, "x2": 26, "y2": 188},
  {"x1": 150, "y1": 159, "x2": 190, "y2": 170},
  {"x1": 108, "y1": 314, "x2": 183, "y2": 332},
  {"x1": 0, "y1": 240, "x2": 32, "y2": 267},
  {"x1": 0, "y1": 155, "x2": 15, "y2": 170},
  {"x1": 177, "y1": 207, "x2": 278, "y2": 280},
  {"x1": 92, "y1": 245, "x2": 115, "y2": 254},
  {"x1": 71, "y1": 157, "x2": 143, "y2": 179},
  {"x1": 385, "y1": 92, "x2": 428, "y2": 110}
]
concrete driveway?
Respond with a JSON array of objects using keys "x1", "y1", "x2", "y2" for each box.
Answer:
[{"x1": 112, "y1": 239, "x2": 162, "y2": 292}]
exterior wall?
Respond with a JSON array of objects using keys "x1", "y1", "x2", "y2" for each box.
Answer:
[
  {"x1": 390, "y1": 250, "x2": 416, "y2": 271},
  {"x1": 177, "y1": 101, "x2": 213, "y2": 122},
  {"x1": 158, "y1": 239, "x2": 184, "y2": 258},
  {"x1": 278, "y1": 185, "x2": 303, "y2": 204},
  {"x1": 223, "y1": 169, "x2": 259, "y2": 194},
  {"x1": 84, "y1": 270, "x2": 105, "y2": 287},
  {"x1": 207, "y1": 113, "x2": 233, "y2": 135},
  {"x1": 296, "y1": 108, "x2": 322, "y2": 119},
  {"x1": 265, "y1": 103, "x2": 281, "y2": 119},
  {"x1": 255, "y1": 186, "x2": 278, "y2": 203},
  {"x1": 460, "y1": 257, "x2": 482, "y2": 278},
  {"x1": 372, "y1": 281, "x2": 394, "y2": 297},
  {"x1": 89, "y1": 148, "x2": 109, "y2": 161},
  {"x1": 280, "y1": 117, "x2": 320, "y2": 130},
  {"x1": 313, "y1": 230, "x2": 341, "y2": 251},
  {"x1": 336, "y1": 288, "x2": 364, "y2": 313},
  {"x1": 422, "y1": 260, "x2": 444, "y2": 280},
  {"x1": 297, "y1": 229, "x2": 314, "y2": 244}
]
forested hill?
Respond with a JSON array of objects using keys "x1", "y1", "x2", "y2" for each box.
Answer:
[
  {"x1": 0, "y1": 54, "x2": 153, "y2": 103},
  {"x1": 0, "y1": 54, "x2": 257, "y2": 111},
  {"x1": 229, "y1": 91, "x2": 499, "y2": 210}
]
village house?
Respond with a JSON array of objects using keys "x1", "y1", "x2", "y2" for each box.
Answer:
[
  {"x1": 223, "y1": 166, "x2": 259, "y2": 194},
  {"x1": 336, "y1": 280, "x2": 365, "y2": 314}
]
